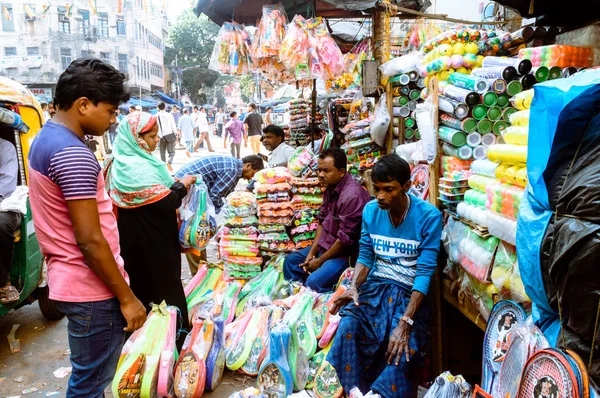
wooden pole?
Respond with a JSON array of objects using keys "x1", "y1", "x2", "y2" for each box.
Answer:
[
  {"x1": 427, "y1": 77, "x2": 443, "y2": 376},
  {"x1": 372, "y1": 3, "x2": 393, "y2": 152}
]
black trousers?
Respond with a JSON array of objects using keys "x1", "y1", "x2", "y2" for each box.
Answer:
[
  {"x1": 0, "y1": 211, "x2": 22, "y2": 285},
  {"x1": 159, "y1": 138, "x2": 175, "y2": 164}
]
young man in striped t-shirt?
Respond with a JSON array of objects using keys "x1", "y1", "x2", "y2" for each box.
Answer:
[{"x1": 28, "y1": 58, "x2": 147, "y2": 397}]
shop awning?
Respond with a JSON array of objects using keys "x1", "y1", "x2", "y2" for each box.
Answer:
[
  {"x1": 194, "y1": 0, "x2": 428, "y2": 26},
  {"x1": 122, "y1": 97, "x2": 158, "y2": 110},
  {"x1": 492, "y1": 0, "x2": 600, "y2": 28},
  {"x1": 153, "y1": 91, "x2": 181, "y2": 106}
]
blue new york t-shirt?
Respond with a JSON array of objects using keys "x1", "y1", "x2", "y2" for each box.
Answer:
[{"x1": 357, "y1": 196, "x2": 443, "y2": 295}]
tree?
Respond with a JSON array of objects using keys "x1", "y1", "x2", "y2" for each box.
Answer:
[
  {"x1": 238, "y1": 75, "x2": 255, "y2": 104},
  {"x1": 165, "y1": 11, "x2": 222, "y2": 104}
]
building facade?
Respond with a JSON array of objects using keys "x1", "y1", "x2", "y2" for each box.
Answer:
[{"x1": 0, "y1": 0, "x2": 168, "y2": 102}]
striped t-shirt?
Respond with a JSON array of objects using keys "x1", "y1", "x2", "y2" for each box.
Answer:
[{"x1": 28, "y1": 122, "x2": 128, "y2": 302}]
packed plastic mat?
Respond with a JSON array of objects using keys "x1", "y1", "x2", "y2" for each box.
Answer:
[
  {"x1": 111, "y1": 302, "x2": 178, "y2": 397},
  {"x1": 179, "y1": 180, "x2": 217, "y2": 251}
]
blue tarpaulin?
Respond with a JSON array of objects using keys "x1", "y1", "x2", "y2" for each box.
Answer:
[
  {"x1": 517, "y1": 69, "x2": 600, "y2": 346},
  {"x1": 154, "y1": 91, "x2": 182, "y2": 106}
]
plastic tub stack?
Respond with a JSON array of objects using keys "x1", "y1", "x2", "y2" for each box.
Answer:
[
  {"x1": 341, "y1": 117, "x2": 385, "y2": 172},
  {"x1": 254, "y1": 167, "x2": 296, "y2": 256},
  {"x1": 219, "y1": 192, "x2": 263, "y2": 281},
  {"x1": 288, "y1": 99, "x2": 311, "y2": 147},
  {"x1": 390, "y1": 69, "x2": 424, "y2": 142}
]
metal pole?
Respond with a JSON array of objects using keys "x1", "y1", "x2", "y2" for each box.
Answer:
[{"x1": 175, "y1": 54, "x2": 180, "y2": 100}]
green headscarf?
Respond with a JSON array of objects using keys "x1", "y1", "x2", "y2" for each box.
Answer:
[{"x1": 104, "y1": 111, "x2": 174, "y2": 208}]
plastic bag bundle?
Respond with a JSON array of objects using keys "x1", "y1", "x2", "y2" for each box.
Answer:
[
  {"x1": 209, "y1": 21, "x2": 254, "y2": 76},
  {"x1": 256, "y1": 182, "x2": 292, "y2": 203},
  {"x1": 370, "y1": 97, "x2": 391, "y2": 148},
  {"x1": 256, "y1": 169, "x2": 294, "y2": 255},
  {"x1": 253, "y1": 3, "x2": 288, "y2": 60},
  {"x1": 179, "y1": 181, "x2": 217, "y2": 251},
  {"x1": 490, "y1": 242, "x2": 530, "y2": 303},
  {"x1": 112, "y1": 302, "x2": 178, "y2": 398},
  {"x1": 186, "y1": 266, "x2": 224, "y2": 310},
  {"x1": 290, "y1": 177, "x2": 323, "y2": 212},
  {"x1": 258, "y1": 232, "x2": 295, "y2": 252},
  {"x1": 280, "y1": 15, "x2": 310, "y2": 77},
  {"x1": 307, "y1": 17, "x2": 345, "y2": 80},
  {"x1": 229, "y1": 387, "x2": 262, "y2": 398}
]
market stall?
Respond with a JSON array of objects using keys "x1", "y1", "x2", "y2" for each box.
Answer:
[{"x1": 108, "y1": 1, "x2": 600, "y2": 396}]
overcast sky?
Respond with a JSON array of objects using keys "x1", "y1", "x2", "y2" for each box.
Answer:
[{"x1": 167, "y1": 0, "x2": 192, "y2": 22}]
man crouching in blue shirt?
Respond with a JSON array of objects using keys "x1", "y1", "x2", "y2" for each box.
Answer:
[{"x1": 328, "y1": 154, "x2": 442, "y2": 398}]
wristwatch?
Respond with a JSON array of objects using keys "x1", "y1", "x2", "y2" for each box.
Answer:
[{"x1": 401, "y1": 315, "x2": 414, "y2": 326}]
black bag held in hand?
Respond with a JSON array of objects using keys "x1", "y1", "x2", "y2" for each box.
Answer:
[{"x1": 158, "y1": 114, "x2": 176, "y2": 143}]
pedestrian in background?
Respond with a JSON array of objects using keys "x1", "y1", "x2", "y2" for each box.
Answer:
[
  {"x1": 215, "y1": 108, "x2": 225, "y2": 138},
  {"x1": 177, "y1": 108, "x2": 195, "y2": 157},
  {"x1": 224, "y1": 111, "x2": 244, "y2": 159},
  {"x1": 156, "y1": 102, "x2": 178, "y2": 172},
  {"x1": 244, "y1": 103, "x2": 263, "y2": 155},
  {"x1": 193, "y1": 106, "x2": 214, "y2": 152}
]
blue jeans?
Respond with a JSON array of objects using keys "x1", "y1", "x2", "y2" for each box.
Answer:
[
  {"x1": 55, "y1": 297, "x2": 127, "y2": 398},
  {"x1": 283, "y1": 247, "x2": 349, "y2": 292}
]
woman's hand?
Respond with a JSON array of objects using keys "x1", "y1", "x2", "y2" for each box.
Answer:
[
  {"x1": 385, "y1": 321, "x2": 412, "y2": 365},
  {"x1": 181, "y1": 175, "x2": 197, "y2": 188},
  {"x1": 330, "y1": 287, "x2": 359, "y2": 315}
]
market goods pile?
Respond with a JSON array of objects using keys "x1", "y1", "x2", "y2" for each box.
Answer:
[{"x1": 209, "y1": 3, "x2": 346, "y2": 83}]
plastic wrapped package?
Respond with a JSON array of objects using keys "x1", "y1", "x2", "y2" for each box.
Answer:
[
  {"x1": 219, "y1": 239, "x2": 260, "y2": 258},
  {"x1": 422, "y1": 372, "x2": 471, "y2": 398},
  {"x1": 257, "y1": 322, "x2": 294, "y2": 398},
  {"x1": 494, "y1": 163, "x2": 528, "y2": 187},
  {"x1": 456, "y1": 202, "x2": 489, "y2": 227},
  {"x1": 457, "y1": 227, "x2": 500, "y2": 282},
  {"x1": 256, "y1": 182, "x2": 292, "y2": 194},
  {"x1": 471, "y1": 159, "x2": 499, "y2": 177},
  {"x1": 457, "y1": 270, "x2": 498, "y2": 321},
  {"x1": 468, "y1": 174, "x2": 496, "y2": 192},
  {"x1": 464, "y1": 189, "x2": 488, "y2": 208},
  {"x1": 209, "y1": 21, "x2": 254, "y2": 76},
  {"x1": 291, "y1": 194, "x2": 323, "y2": 210},
  {"x1": 179, "y1": 181, "x2": 217, "y2": 250},
  {"x1": 224, "y1": 214, "x2": 259, "y2": 228},
  {"x1": 518, "y1": 45, "x2": 594, "y2": 68},
  {"x1": 440, "y1": 155, "x2": 472, "y2": 172},
  {"x1": 236, "y1": 266, "x2": 282, "y2": 317},
  {"x1": 508, "y1": 109, "x2": 530, "y2": 127},
  {"x1": 221, "y1": 204, "x2": 256, "y2": 218},
  {"x1": 112, "y1": 302, "x2": 178, "y2": 397},
  {"x1": 501, "y1": 126, "x2": 528, "y2": 146},
  {"x1": 258, "y1": 215, "x2": 292, "y2": 226},
  {"x1": 486, "y1": 210, "x2": 517, "y2": 245},
  {"x1": 253, "y1": 3, "x2": 288, "y2": 59},
  {"x1": 228, "y1": 387, "x2": 263, "y2": 398},
  {"x1": 258, "y1": 224, "x2": 287, "y2": 234},
  {"x1": 258, "y1": 232, "x2": 295, "y2": 252},
  {"x1": 254, "y1": 167, "x2": 292, "y2": 184},
  {"x1": 415, "y1": 97, "x2": 438, "y2": 163},
  {"x1": 510, "y1": 89, "x2": 533, "y2": 111},
  {"x1": 370, "y1": 97, "x2": 391, "y2": 148},
  {"x1": 307, "y1": 17, "x2": 345, "y2": 80},
  {"x1": 491, "y1": 242, "x2": 530, "y2": 303},
  {"x1": 226, "y1": 191, "x2": 256, "y2": 207},
  {"x1": 485, "y1": 182, "x2": 524, "y2": 219},
  {"x1": 220, "y1": 226, "x2": 259, "y2": 241},
  {"x1": 442, "y1": 217, "x2": 469, "y2": 265},
  {"x1": 288, "y1": 146, "x2": 314, "y2": 176},
  {"x1": 379, "y1": 51, "x2": 423, "y2": 76}
]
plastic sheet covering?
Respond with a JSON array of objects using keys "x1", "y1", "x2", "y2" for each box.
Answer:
[{"x1": 516, "y1": 69, "x2": 600, "y2": 388}]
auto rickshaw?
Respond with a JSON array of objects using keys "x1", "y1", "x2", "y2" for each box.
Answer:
[{"x1": 0, "y1": 76, "x2": 63, "y2": 319}]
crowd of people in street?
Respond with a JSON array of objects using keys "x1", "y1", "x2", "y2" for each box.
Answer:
[{"x1": 0, "y1": 57, "x2": 444, "y2": 398}]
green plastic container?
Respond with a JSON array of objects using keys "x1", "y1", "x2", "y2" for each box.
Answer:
[
  {"x1": 487, "y1": 106, "x2": 502, "y2": 121},
  {"x1": 471, "y1": 104, "x2": 488, "y2": 120},
  {"x1": 483, "y1": 91, "x2": 498, "y2": 107},
  {"x1": 493, "y1": 120, "x2": 509, "y2": 135},
  {"x1": 477, "y1": 119, "x2": 493, "y2": 134},
  {"x1": 496, "y1": 94, "x2": 510, "y2": 108},
  {"x1": 438, "y1": 126, "x2": 467, "y2": 146},
  {"x1": 506, "y1": 80, "x2": 523, "y2": 97}
]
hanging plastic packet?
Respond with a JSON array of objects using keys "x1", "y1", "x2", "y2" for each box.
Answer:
[
  {"x1": 179, "y1": 179, "x2": 217, "y2": 250},
  {"x1": 253, "y1": 3, "x2": 288, "y2": 59}
]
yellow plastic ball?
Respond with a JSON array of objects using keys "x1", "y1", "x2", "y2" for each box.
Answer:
[
  {"x1": 465, "y1": 42, "x2": 479, "y2": 54},
  {"x1": 452, "y1": 42, "x2": 465, "y2": 55}
]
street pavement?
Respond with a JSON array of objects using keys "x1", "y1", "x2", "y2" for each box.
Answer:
[{"x1": 0, "y1": 131, "x2": 263, "y2": 397}]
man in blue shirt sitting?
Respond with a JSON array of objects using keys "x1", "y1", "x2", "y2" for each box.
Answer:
[{"x1": 328, "y1": 153, "x2": 442, "y2": 398}]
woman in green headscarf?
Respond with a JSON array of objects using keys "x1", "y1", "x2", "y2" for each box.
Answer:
[{"x1": 105, "y1": 111, "x2": 196, "y2": 341}]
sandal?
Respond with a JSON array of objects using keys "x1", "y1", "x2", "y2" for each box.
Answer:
[{"x1": 0, "y1": 285, "x2": 19, "y2": 304}]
